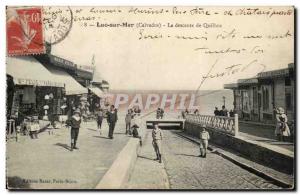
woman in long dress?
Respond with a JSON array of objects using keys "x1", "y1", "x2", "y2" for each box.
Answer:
[{"x1": 275, "y1": 107, "x2": 291, "y2": 141}]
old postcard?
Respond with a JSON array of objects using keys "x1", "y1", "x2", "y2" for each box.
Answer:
[{"x1": 5, "y1": 6, "x2": 295, "y2": 190}]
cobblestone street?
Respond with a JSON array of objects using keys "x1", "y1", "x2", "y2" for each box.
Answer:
[{"x1": 162, "y1": 130, "x2": 281, "y2": 190}]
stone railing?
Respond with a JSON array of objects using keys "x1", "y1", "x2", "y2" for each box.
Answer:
[{"x1": 185, "y1": 114, "x2": 239, "y2": 136}]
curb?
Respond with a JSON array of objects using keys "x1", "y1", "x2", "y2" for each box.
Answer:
[
  {"x1": 175, "y1": 132, "x2": 293, "y2": 189},
  {"x1": 95, "y1": 138, "x2": 141, "y2": 189},
  {"x1": 95, "y1": 117, "x2": 147, "y2": 189}
]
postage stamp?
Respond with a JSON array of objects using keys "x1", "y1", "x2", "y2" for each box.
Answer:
[{"x1": 6, "y1": 7, "x2": 45, "y2": 55}]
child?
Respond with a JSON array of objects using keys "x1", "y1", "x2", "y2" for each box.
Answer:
[
  {"x1": 199, "y1": 125, "x2": 210, "y2": 158},
  {"x1": 131, "y1": 121, "x2": 142, "y2": 146},
  {"x1": 97, "y1": 108, "x2": 104, "y2": 135},
  {"x1": 152, "y1": 123, "x2": 163, "y2": 163},
  {"x1": 125, "y1": 109, "x2": 132, "y2": 135},
  {"x1": 68, "y1": 109, "x2": 81, "y2": 151}
]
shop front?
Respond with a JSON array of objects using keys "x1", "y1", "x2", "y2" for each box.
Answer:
[
  {"x1": 88, "y1": 86, "x2": 104, "y2": 112},
  {"x1": 42, "y1": 64, "x2": 88, "y2": 120},
  {"x1": 6, "y1": 56, "x2": 65, "y2": 137},
  {"x1": 224, "y1": 64, "x2": 295, "y2": 124}
]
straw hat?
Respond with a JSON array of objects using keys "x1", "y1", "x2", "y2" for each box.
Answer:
[{"x1": 74, "y1": 109, "x2": 81, "y2": 114}]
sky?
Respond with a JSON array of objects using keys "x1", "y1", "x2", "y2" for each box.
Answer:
[{"x1": 50, "y1": 6, "x2": 294, "y2": 90}]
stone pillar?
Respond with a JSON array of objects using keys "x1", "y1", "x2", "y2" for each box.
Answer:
[{"x1": 234, "y1": 114, "x2": 239, "y2": 136}]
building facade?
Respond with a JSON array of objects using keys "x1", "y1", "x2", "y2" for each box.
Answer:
[{"x1": 224, "y1": 63, "x2": 295, "y2": 124}]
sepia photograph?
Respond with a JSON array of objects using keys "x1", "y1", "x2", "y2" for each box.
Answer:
[{"x1": 5, "y1": 5, "x2": 295, "y2": 190}]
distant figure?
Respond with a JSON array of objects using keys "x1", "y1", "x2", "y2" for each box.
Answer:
[
  {"x1": 131, "y1": 121, "x2": 142, "y2": 146},
  {"x1": 125, "y1": 109, "x2": 132, "y2": 134},
  {"x1": 229, "y1": 109, "x2": 234, "y2": 117},
  {"x1": 199, "y1": 125, "x2": 210, "y2": 158},
  {"x1": 220, "y1": 105, "x2": 228, "y2": 117},
  {"x1": 194, "y1": 109, "x2": 199, "y2": 115},
  {"x1": 134, "y1": 106, "x2": 141, "y2": 116},
  {"x1": 214, "y1": 107, "x2": 220, "y2": 116},
  {"x1": 160, "y1": 108, "x2": 164, "y2": 119},
  {"x1": 185, "y1": 109, "x2": 190, "y2": 115},
  {"x1": 107, "y1": 105, "x2": 118, "y2": 139},
  {"x1": 97, "y1": 108, "x2": 104, "y2": 135},
  {"x1": 152, "y1": 123, "x2": 163, "y2": 163},
  {"x1": 68, "y1": 109, "x2": 81, "y2": 151},
  {"x1": 275, "y1": 107, "x2": 291, "y2": 141},
  {"x1": 181, "y1": 110, "x2": 186, "y2": 119},
  {"x1": 130, "y1": 108, "x2": 135, "y2": 119},
  {"x1": 156, "y1": 108, "x2": 163, "y2": 119}
]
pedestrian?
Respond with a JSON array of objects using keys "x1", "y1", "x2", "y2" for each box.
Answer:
[
  {"x1": 152, "y1": 122, "x2": 163, "y2": 163},
  {"x1": 130, "y1": 109, "x2": 136, "y2": 119},
  {"x1": 229, "y1": 109, "x2": 234, "y2": 117},
  {"x1": 214, "y1": 107, "x2": 220, "y2": 116},
  {"x1": 194, "y1": 109, "x2": 199, "y2": 115},
  {"x1": 125, "y1": 109, "x2": 132, "y2": 134},
  {"x1": 185, "y1": 109, "x2": 189, "y2": 115},
  {"x1": 156, "y1": 108, "x2": 161, "y2": 119},
  {"x1": 275, "y1": 107, "x2": 291, "y2": 141},
  {"x1": 107, "y1": 105, "x2": 118, "y2": 139},
  {"x1": 68, "y1": 108, "x2": 81, "y2": 151},
  {"x1": 131, "y1": 120, "x2": 142, "y2": 146},
  {"x1": 181, "y1": 110, "x2": 186, "y2": 119},
  {"x1": 220, "y1": 105, "x2": 228, "y2": 117},
  {"x1": 97, "y1": 108, "x2": 104, "y2": 135},
  {"x1": 28, "y1": 117, "x2": 39, "y2": 139},
  {"x1": 160, "y1": 108, "x2": 164, "y2": 119},
  {"x1": 199, "y1": 125, "x2": 210, "y2": 158}
]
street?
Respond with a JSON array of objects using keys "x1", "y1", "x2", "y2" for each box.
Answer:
[
  {"x1": 6, "y1": 116, "x2": 130, "y2": 189},
  {"x1": 127, "y1": 128, "x2": 281, "y2": 189},
  {"x1": 6, "y1": 113, "x2": 287, "y2": 190}
]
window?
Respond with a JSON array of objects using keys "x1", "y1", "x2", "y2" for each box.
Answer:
[
  {"x1": 262, "y1": 86, "x2": 270, "y2": 111},
  {"x1": 285, "y1": 87, "x2": 292, "y2": 111},
  {"x1": 285, "y1": 77, "x2": 291, "y2": 86},
  {"x1": 242, "y1": 91, "x2": 250, "y2": 112},
  {"x1": 253, "y1": 87, "x2": 258, "y2": 112}
]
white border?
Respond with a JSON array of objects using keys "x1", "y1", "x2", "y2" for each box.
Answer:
[{"x1": 1, "y1": 1, "x2": 298, "y2": 195}]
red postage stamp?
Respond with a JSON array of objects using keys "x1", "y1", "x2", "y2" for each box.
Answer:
[{"x1": 6, "y1": 7, "x2": 45, "y2": 56}]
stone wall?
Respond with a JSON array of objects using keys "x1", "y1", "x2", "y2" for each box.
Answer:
[{"x1": 184, "y1": 121, "x2": 294, "y2": 174}]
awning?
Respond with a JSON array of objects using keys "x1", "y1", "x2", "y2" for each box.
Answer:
[
  {"x1": 89, "y1": 87, "x2": 104, "y2": 98},
  {"x1": 224, "y1": 83, "x2": 238, "y2": 89},
  {"x1": 92, "y1": 71, "x2": 104, "y2": 83},
  {"x1": 237, "y1": 78, "x2": 258, "y2": 86},
  {"x1": 45, "y1": 66, "x2": 88, "y2": 95},
  {"x1": 257, "y1": 68, "x2": 289, "y2": 79},
  {"x1": 6, "y1": 56, "x2": 64, "y2": 87}
]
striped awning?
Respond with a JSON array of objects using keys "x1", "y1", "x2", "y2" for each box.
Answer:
[{"x1": 6, "y1": 56, "x2": 64, "y2": 87}]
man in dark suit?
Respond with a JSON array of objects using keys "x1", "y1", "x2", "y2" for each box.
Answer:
[{"x1": 107, "y1": 105, "x2": 118, "y2": 139}]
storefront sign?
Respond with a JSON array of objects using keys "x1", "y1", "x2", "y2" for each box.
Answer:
[
  {"x1": 49, "y1": 55, "x2": 76, "y2": 70},
  {"x1": 15, "y1": 78, "x2": 64, "y2": 87}
]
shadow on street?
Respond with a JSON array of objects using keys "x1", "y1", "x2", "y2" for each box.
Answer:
[
  {"x1": 54, "y1": 143, "x2": 71, "y2": 151},
  {"x1": 137, "y1": 155, "x2": 156, "y2": 161},
  {"x1": 92, "y1": 135, "x2": 111, "y2": 139}
]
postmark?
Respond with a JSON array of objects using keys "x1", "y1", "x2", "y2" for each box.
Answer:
[
  {"x1": 6, "y1": 7, "x2": 45, "y2": 56},
  {"x1": 43, "y1": 6, "x2": 73, "y2": 45}
]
